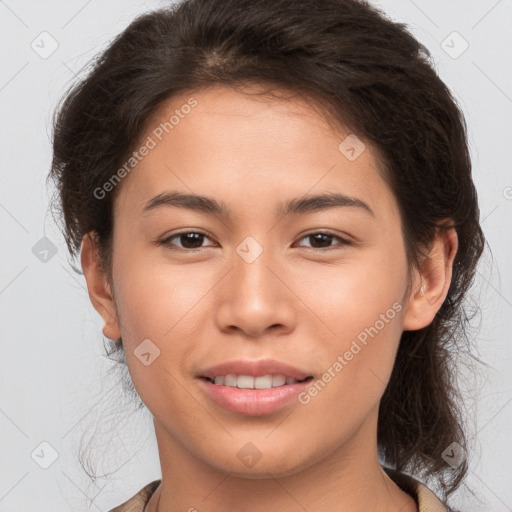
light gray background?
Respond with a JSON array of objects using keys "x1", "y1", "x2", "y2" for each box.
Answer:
[{"x1": 0, "y1": 0, "x2": 511, "y2": 510}]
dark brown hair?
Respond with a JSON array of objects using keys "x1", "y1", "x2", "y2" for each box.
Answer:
[{"x1": 49, "y1": 0, "x2": 485, "y2": 500}]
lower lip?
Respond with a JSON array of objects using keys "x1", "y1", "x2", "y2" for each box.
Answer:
[{"x1": 197, "y1": 378, "x2": 312, "y2": 416}]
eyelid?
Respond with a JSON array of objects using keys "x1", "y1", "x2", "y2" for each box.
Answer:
[
  {"x1": 294, "y1": 230, "x2": 352, "y2": 249},
  {"x1": 159, "y1": 229, "x2": 352, "y2": 251},
  {"x1": 159, "y1": 229, "x2": 218, "y2": 249}
]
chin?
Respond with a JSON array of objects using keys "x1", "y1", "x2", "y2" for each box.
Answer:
[{"x1": 202, "y1": 447, "x2": 314, "y2": 480}]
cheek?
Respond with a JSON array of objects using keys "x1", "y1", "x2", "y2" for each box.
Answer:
[
  {"x1": 113, "y1": 253, "x2": 214, "y2": 342},
  {"x1": 294, "y1": 247, "x2": 407, "y2": 407},
  {"x1": 298, "y1": 245, "x2": 407, "y2": 336},
  {"x1": 295, "y1": 296, "x2": 404, "y2": 446},
  {"x1": 110, "y1": 251, "x2": 220, "y2": 404}
]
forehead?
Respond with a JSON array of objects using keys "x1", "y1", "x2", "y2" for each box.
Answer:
[{"x1": 115, "y1": 84, "x2": 399, "y2": 225}]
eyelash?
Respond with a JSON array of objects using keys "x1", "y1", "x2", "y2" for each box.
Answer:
[{"x1": 159, "y1": 230, "x2": 351, "y2": 252}]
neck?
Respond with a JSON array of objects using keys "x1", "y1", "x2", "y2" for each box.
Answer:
[{"x1": 145, "y1": 410, "x2": 417, "y2": 512}]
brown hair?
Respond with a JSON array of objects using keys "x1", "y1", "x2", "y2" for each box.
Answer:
[{"x1": 49, "y1": 0, "x2": 485, "y2": 500}]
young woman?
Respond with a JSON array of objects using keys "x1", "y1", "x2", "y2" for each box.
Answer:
[{"x1": 49, "y1": 0, "x2": 485, "y2": 510}]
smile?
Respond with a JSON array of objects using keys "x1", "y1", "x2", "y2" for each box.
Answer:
[{"x1": 205, "y1": 374, "x2": 311, "y2": 389}]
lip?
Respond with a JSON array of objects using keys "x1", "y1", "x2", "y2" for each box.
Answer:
[
  {"x1": 198, "y1": 378, "x2": 313, "y2": 416},
  {"x1": 198, "y1": 358, "x2": 312, "y2": 381},
  {"x1": 197, "y1": 359, "x2": 314, "y2": 416}
]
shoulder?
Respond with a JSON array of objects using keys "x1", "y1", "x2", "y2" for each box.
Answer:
[
  {"x1": 384, "y1": 467, "x2": 461, "y2": 512},
  {"x1": 108, "y1": 480, "x2": 161, "y2": 512}
]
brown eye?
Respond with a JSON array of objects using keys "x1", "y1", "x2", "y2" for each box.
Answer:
[
  {"x1": 296, "y1": 232, "x2": 350, "y2": 250},
  {"x1": 160, "y1": 231, "x2": 215, "y2": 250}
]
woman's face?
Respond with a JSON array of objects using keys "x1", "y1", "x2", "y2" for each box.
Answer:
[{"x1": 97, "y1": 84, "x2": 418, "y2": 476}]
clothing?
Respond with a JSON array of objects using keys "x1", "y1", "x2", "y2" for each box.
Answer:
[{"x1": 109, "y1": 467, "x2": 453, "y2": 511}]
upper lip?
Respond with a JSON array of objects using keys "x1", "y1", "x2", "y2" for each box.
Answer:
[{"x1": 199, "y1": 359, "x2": 312, "y2": 380}]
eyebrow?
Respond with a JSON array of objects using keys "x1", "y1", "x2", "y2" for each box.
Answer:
[{"x1": 141, "y1": 191, "x2": 374, "y2": 218}]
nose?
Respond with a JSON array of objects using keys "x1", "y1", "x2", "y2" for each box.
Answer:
[{"x1": 214, "y1": 245, "x2": 296, "y2": 339}]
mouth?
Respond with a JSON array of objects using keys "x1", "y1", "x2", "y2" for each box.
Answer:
[
  {"x1": 197, "y1": 373, "x2": 314, "y2": 416},
  {"x1": 196, "y1": 359, "x2": 315, "y2": 415},
  {"x1": 200, "y1": 374, "x2": 314, "y2": 389}
]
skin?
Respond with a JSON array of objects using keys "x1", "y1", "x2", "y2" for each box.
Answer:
[{"x1": 81, "y1": 84, "x2": 458, "y2": 512}]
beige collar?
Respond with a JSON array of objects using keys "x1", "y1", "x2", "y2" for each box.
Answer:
[
  {"x1": 383, "y1": 466, "x2": 451, "y2": 511},
  {"x1": 110, "y1": 468, "x2": 451, "y2": 512}
]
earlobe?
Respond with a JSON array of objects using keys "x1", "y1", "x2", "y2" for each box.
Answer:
[
  {"x1": 80, "y1": 233, "x2": 121, "y2": 340},
  {"x1": 402, "y1": 227, "x2": 458, "y2": 331}
]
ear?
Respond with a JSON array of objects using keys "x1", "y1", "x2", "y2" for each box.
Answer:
[
  {"x1": 402, "y1": 227, "x2": 458, "y2": 331},
  {"x1": 80, "y1": 233, "x2": 121, "y2": 340}
]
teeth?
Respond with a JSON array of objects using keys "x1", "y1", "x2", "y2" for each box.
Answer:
[
  {"x1": 272, "y1": 375, "x2": 286, "y2": 387},
  {"x1": 211, "y1": 374, "x2": 302, "y2": 389}
]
